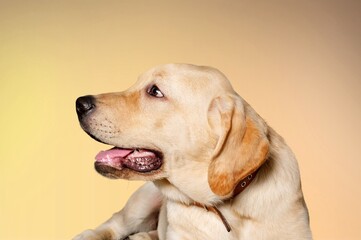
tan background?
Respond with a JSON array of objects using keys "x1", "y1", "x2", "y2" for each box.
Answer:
[{"x1": 1, "y1": 0, "x2": 360, "y2": 239}]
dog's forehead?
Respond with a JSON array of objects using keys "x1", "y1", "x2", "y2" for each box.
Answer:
[{"x1": 137, "y1": 64, "x2": 234, "y2": 92}]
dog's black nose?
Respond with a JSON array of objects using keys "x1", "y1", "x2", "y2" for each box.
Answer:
[{"x1": 76, "y1": 95, "x2": 95, "y2": 117}]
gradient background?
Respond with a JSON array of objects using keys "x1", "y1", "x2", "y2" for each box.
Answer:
[{"x1": 1, "y1": 0, "x2": 360, "y2": 239}]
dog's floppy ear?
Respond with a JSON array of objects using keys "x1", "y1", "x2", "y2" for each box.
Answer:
[{"x1": 207, "y1": 94, "x2": 269, "y2": 197}]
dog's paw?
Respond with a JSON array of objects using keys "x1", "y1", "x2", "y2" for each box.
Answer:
[
  {"x1": 72, "y1": 229, "x2": 114, "y2": 240},
  {"x1": 126, "y1": 231, "x2": 158, "y2": 240}
]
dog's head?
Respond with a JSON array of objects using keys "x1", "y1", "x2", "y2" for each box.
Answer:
[{"x1": 76, "y1": 64, "x2": 269, "y2": 203}]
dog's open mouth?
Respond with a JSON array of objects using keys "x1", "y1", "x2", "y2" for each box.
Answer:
[{"x1": 95, "y1": 147, "x2": 163, "y2": 173}]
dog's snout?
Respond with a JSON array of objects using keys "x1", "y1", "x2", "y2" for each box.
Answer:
[{"x1": 76, "y1": 95, "x2": 95, "y2": 118}]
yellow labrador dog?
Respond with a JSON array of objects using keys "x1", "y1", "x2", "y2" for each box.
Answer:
[{"x1": 74, "y1": 64, "x2": 312, "y2": 240}]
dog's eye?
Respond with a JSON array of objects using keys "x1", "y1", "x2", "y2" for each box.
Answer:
[{"x1": 147, "y1": 85, "x2": 164, "y2": 98}]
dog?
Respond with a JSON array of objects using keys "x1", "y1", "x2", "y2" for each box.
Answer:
[{"x1": 73, "y1": 64, "x2": 312, "y2": 240}]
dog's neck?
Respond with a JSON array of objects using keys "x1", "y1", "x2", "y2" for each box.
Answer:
[
  {"x1": 230, "y1": 167, "x2": 260, "y2": 199},
  {"x1": 190, "y1": 167, "x2": 261, "y2": 232}
]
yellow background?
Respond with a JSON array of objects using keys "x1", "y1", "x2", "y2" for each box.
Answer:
[{"x1": 1, "y1": 0, "x2": 360, "y2": 239}]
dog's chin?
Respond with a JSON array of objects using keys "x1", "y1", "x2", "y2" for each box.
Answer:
[{"x1": 94, "y1": 162, "x2": 165, "y2": 181}]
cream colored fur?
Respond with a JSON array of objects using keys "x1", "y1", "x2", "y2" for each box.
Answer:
[{"x1": 73, "y1": 64, "x2": 312, "y2": 240}]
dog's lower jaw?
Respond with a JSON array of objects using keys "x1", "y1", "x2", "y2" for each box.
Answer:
[{"x1": 94, "y1": 162, "x2": 166, "y2": 181}]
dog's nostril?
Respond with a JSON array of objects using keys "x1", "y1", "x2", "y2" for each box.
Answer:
[{"x1": 76, "y1": 95, "x2": 95, "y2": 116}]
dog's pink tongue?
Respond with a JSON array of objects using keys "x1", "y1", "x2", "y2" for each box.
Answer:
[{"x1": 95, "y1": 148, "x2": 133, "y2": 164}]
